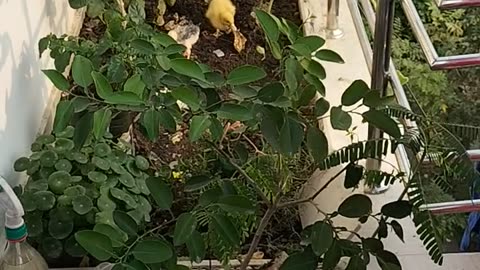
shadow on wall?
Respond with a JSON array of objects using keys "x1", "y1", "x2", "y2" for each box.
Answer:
[{"x1": 0, "y1": 0, "x2": 69, "y2": 184}]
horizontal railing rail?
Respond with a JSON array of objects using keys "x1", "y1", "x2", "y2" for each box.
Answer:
[{"x1": 435, "y1": 0, "x2": 480, "y2": 9}]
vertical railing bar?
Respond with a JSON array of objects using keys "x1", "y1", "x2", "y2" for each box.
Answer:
[{"x1": 326, "y1": 0, "x2": 345, "y2": 39}]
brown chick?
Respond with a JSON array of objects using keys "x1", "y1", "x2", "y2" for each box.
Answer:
[{"x1": 205, "y1": 0, "x2": 237, "y2": 37}]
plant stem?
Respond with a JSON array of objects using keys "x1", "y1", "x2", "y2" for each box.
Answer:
[
  {"x1": 208, "y1": 141, "x2": 271, "y2": 204},
  {"x1": 267, "y1": 0, "x2": 274, "y2": 13},
  {"x1": 278, "y1": 165, "x2": 348, "y2": 208},
  {"x1": 239, "y1": 205, "x2": 277, "y2": 270}
]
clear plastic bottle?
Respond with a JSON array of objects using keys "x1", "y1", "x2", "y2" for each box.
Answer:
[{"x1": 0, "y1": 224, "x2": 48, "y2": 270}]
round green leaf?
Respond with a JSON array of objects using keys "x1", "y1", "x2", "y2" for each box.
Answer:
[
  {"x1": 135, "y1": 156, "x2": 149, "y2": 170},
  {"x1": 65, "y1": 235, "x2": 87, "y2": 257},
  {"x1": 57, "y1": 126, "x2": 75, "y2": 138},
  {"x1": 341, "y1": 80, "x2": 369, "y2": 106},
  {"x1": 218, "y1": 195, "x2": 255, "y2": 214},
  {"x1": 136, "y1": 177, "x2": 150, "y2": 195},
  {"x1": 73, "y1": 152, "x2": 89, "y2": 164},
  {"x1": 55, "y1": 159, "x2": 72, "y2": 172},
  {"x1": 50, "y1": 207, "x2": 76, "y2": 222},
  {"x1": 48, "y1": 218, "x2": 74, "y2": 239},
  {"x1": 173, "y1": 213, "x2": 197, "y2": 246},
  {"x1": 227, "y1": 65, "x2": 267, "y2": 86},
  {"x1": 110, "y1": 188, "x2": 137, "y2": 208},
  {"x1": 132, "y1": 239, "x2": 173, "y2": 264},
  {"x1": 381, "y1": 200, "x2": 412, "y2": 219},
  {"x1": 25, "y1": 180, "x2": 48, "y2": 193},
  {"x1": 36, "y1": 134, "x2": 55, "y2": 145},
  {"x1": 338, "y1": 194, "x2": 372, "y2": 218},
  {"x1": 14, "y1": 157, "x2": 30, "y2": 172},
  {"x1": 126, "y1": 159, "x2": 142, "y2": 177},
  {"x1": 111, "y1": 162, "x2": 128, "y2": 174},
  {"x1": 48, "y1": 171, "x2": 71, "y2": 194},
  {"x1": 310, "y1": 221, "x2": 334, "y2": 256},
  {"x1": 146, "y1": 177, "x2": 172, "y2": 210},
  {"x1": 113, "y1": 210, "x2": 138, "y2": 235},
  {"x1": 75, "y1": 230, "x2": 114, "y2": 261},
  {"x1": 54, "y1": 138, "x2": 75, "y2": 153},
  {"x1": 41, "y1": 237, "x2": 63, "y2": 258},
  {"x1": 98, "y1": 194, "x2": 117, "y2": 211},
  {"x1": 94, "y1": 224, "x2": 128, "y2": 247},
  {"x1": 314, "y1": 98, "x2": 330, "y2": 117},
  {"x1": 88, "y1": 171, "x2": 107, "y2": 183},
  {"x1": 306, "y1": 126, "x2": 328, "y2": 164},
  {"x1": 93, "y1": 156, "x2": 111, "y2": 170},
  {"x1": 25, "y1": 215, "x2": 43, "y2": 237},
  {"x1": 64, "y1": 185, "x2": 86, "y2": 197},
  {"x1": 119, "y1": 172, "x2": 135, "y2": 188},
  {"x1": 21, "y1": 192, "x2": 37, "y2": 212},
  {"x1": 72, "y1": 195, "x2": 93, "y2": 215},
  {"x1": 186, "y1": 230, "x2": 206, "y2": 263},
  {"x1": 94, "y1": 143, "x2": 112, "y2": 157},
  {"x1": 330, "y1": 106, "x2": 352, "y2": 130},
  {"x1": 41, "y1": 150, "x2": 58, "y2": 167},
  {"x1": 26, "y1": 160, "x2": 40, "y2": 175},
  {"x1": 34, "y1": 191, "x2": 56, "y2": 211}
]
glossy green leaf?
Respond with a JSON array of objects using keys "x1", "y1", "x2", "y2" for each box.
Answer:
[
  {"x1": 141, "y1": 109, "x2": 160, "y2": 140},
  {"x1": 53, "y1": 100, "x2": 74, "y2": 134},
  {"x1": 146, "y1": 177, "x2": 172, "y2": 210},
  {"x1": 38, "y1": 36, "x2": 49, "y2": 58},
  {"x1": 75, "y1": 230, "x2": 114, "y2": 261},
  {"x1": 111, "y1": 188, "x2": 137, "y2": 208},
  {"x1": 91, "y1": 71, "x2": 114, "y2": 99},
  {"x1": 306, "y1": 126, "x2": 328, "y2": 164},
  {"x1": 330, "y1": 106, "x2": 352, "y2": 130},
  {"x1": 14, "y1": 157, "x2": 30, "y2": 172},
  {"x1": 105, "y1": 92, "x2": 144, "y2": 106},
  {"x1": 72, "y1": 55, "x2": 93, "y2": 88},
  {"x1": 300, "y1": 58, "x2": 326, "y2": 80},
  {"x1": 173, "y1": 213, "x2": 197, "y2": 246},
  {"x1": 48, "y1": 218, "x2": 74, "y2": 239},
  {"x1": 227, "y1": 65, "x2": 267, "y2": 86},
  {"x1": 189, "y1": 115, "x2": 211, "y2": 142},
  {"x1": 376, "y1": 250, "x2": 402, "y2": 270},
  {"x1": 171, "y1": 86, "x2": 200, "y2": 111},
  {"x1": 323, "y1": 240, "x2": 341, "y2": 270},
  {"x1": 362, "y1": 110, "x2": 401, "y2": 139},
  {"x1": 258, "y1": 82, "x2": 284, "y2": 103},
  {"x1": 131, "y1": 39, "x2": 155, "y2": 54},
  {"x1": 34, "y1": 191, "x2": 56, "y2": 211},
  {"x1": 187, "y1": 230, "x2": 206, "y2": 263},
  {"x1": 255, "y1": 10, "x2": 279, "y2": 42},
  {"x1": 391, "y1": 220, "x2": 404, "y2": 242},
  {"x1": 310, "y1": 221, "x2": 333, "y2": 256},
  {"x1": 132, "y1": 239, "x2": 173, "y2": 263},
  {"x1": 218, "y1": 195, "x2": 255, "y2": 214},
  {"x1": 185, "y1": 175, "x2": 212, "y2": 192},
  {"x1": 211, "y1": 214, "x2": 240, "y2": 247},
  {"x1": 113, "y1": 210, "x2": 138, "y2": 235},
  {"x1": 293, "y1": 36, "x2": 325, "y2": 53},
  {"x1": 381, "y1": 200, "x2": 412, "y2": 219},
  {"x1": 43, "y1": 70, "x2": 69, "y2": 91},
  {"x1": 304, "y1": 73, "x2": 325, "y2": 96},
  {"x1": 341, "y1": 80, "x2": 369, "y2": 106},
  {"x1": 285, "y1": 58, "x2": 300, "y2": 92},
  {"x1": 68, "y1": 0, "x2": 87, "y2": 8},
  {"x1": 338, "y1": 194, "x2": 372, "y2": 218},
  {"x1": 297, "y1": 85, "x2": 316, "y2": 107},
  {"x1": 93, "y1": 108, "x2": 112, "y2": 140},
  {"x1": 314, "y1": 98, "x2": 330, "y2": 117},
  {"x1": 72, "y1": 195, "x2": 93, "y2": 215},
  {"x1": 280, "y1": 247, "x2": 318, "y2": 270},
  {"x1": 124, "y1": 74, "x2": 146, "y2": 98},
  {"x1": 315, "y1": 49, "x2": 345, "y2": 63},
  {"x1": 216, "y1": 104, "x2": 253, "y2": 121},
  {"x1": 170, "y1": 58, "x2": 205, "y2": 81},
  {"x1": 279, "y1": 115, "x2": 304, "y2": 155}
]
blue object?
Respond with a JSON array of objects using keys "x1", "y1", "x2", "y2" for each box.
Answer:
[{"x1": 459, "y1": 161, "x2": 480, "y2": 251}]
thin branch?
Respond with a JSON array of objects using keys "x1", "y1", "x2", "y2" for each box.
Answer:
[
  {"x1": 208, "y1": 141, "x2": 271, "y2": 204},
  {"x1": 278, "y1": 165, "x2": 348, "y2": 208}
]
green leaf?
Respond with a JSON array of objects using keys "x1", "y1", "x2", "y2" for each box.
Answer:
[
  {"x1": 254, "y1": 10, "x2": 280, "y2": 42},
  {"x1": 171, "y1": 86, "x2": 200, "y2": 111},
  {"x1": 68, "y1": 0, "x2": 87, "y2": 8},
  {"x1": 173, "y1": 213, "x2": 197, "y2": 246},
  {"x1": 75, "y1": 230, "x2": 114, "y2": 261},
  {"x1": 91, "y1": 71, "x2": 113, "y2": 99},
  {"x1": 158, "y1": 109, "x2": 176, "y2": 132},
  {"x1": 315, "y1": 49, "x2": 345, "y2": 63},
  {"x1": 53, "y1": 100, "x2": 74, "y2": 134},
  {"x1": 362, "y1": 110, "x2": 401, "y2": 139},
  {"x1": 211, "y1": 214, "x2": 240, "y2": 247},
  {"x1": 297, "y1": 85, "x2": 316, "y2": 107},
  {"x1": 93, "y1": 108, "x2": 112, "y2": 140},
  {"x1": 344, "y1": 163, "x2": 364, "y2": 189},
  {"x1": 280, "y1": 247, "x2": 318, "y2": 270},
  {"x1": 342, "y1": 80, "x2": 370, "y2": 106},
  {"x1": 131, "y1": 39, "x2": 155, "y2": 54},
  {"x1": 34, "y1": 191, "x2": 56, "y2": 211},
  {"x1": 38, "y1": 36, "x2": 49, "y2": 58},
  {"x1": 218, "y1": 195, "x2": 255, "y2": 214},
  {"x1": 227, "y1": 65, "x2": 267, "y2": 86},
  {"x1": 170, "y1": 59, "x2": 205, "y2": 81},
  {"x1": 323, "y1": 240, "x2": 341, "y2": 270},
  {"x1": 285, "y1": 58, "x2": 300, "y2": 92},
  {"x1": 105, "y1": 92, "x2": 144, "y2": 106},
  {"x1": 113, "y1": 210, "x2": 138, "y2": 235},
  {"x1": 73, "y1": 112, "x2": 93, "y2": 149},
  {"x1": 258, "y1": 82, "x2": 284, "y2": 103},
  {"x1": 141, "y1": 109, "x2": 160, "y2": 140},
  {"x1": 363, "y1": 237, "x2": 384, "y2": 253},
  {"x1": 14, "y1": 157, "x2": 30, "y2": 172},
  {"x1": 72, "y1": 55, "x2": 93, "y2": 88},
  {"x1": 314, "y1": 98, "x2": 330, "y2": 117},
  {"x1": 306, "y1": 126, "x2": 328, "y2": 164},
  {"x1": 293, "y1": 36, "x2": 325, "y2": 53},
  {"x1": 391, "y1": 220, "x2": 404, "y2": 242},
  {"x1": 128, "y1": 0, "x2": 146, "y2": 24},
  {"x1": 381, "y1": 200, "x2": 412, "y2": 219},
  {"x1": 187, "y1": 230, "x2": 206, "y2": 263},
  {"x1": 189, "y1": 115, "x2": 211, "y2": 142},
  {"x1": 304, "y1": 74, "x2": 326, "y2": 96},
  {"x1": 72, "y1": 195, "x2": 93, "y2": 215},
  {"x1": 43, "y1": 70, "x2": 69, "y2": 91},
  {"x1": 300, "y1": 58, "x2": 326, "y2": 80},
  {"x1": 185, "y1": 175, "x2": 211, "y2": 192},
  {"x1": 338, "y1": 194, "x2": 372, "y2": 218},
  {"x1": 146, "y1": 177, "x2": 173, "y2": 210},
  {"x1": 55, "y1": 51, "x2": 72, "y2": 73},
  {"x1": 132, "y1": 239, "x2": 173, "y2": 264},
  {"x1": 376, "y1": 250, "x2": 402, "y2": 270},
  {"x1": 48, "y1": 218, "x2": 74, "y2": 239},
  {"x1": 216, "y1": 104, "x2": 253, "y2": 121},
  {"x1": 378, "y1": 217, "x2": 388, "y2": 238},
  {"x1": 124, "y1": 74, "x2": 146, "y2": 98},
  {"x1": 87, "y1": 0, "x2": 105, "y2": 18},
  {"x1": 330, "y1": 106, "x2": 352, "y2": 130},
  {"x1": 346, "y1": 256, "x2": 367, "y2": 270},
  {"x1": 279, "y1": 115, "x2": 304, "y2": 155},
  {"x1": 310, "y1": 221, "x2": 334, "y2": 256}
]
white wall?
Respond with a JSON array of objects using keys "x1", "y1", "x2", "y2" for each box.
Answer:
[{"x1": 0, "y1": 0, "x2": 83, "y2": 186}]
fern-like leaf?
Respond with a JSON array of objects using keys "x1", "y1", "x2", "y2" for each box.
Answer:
[{"x1": 364, "y1": 170, "x2": 405, "y2": 186}]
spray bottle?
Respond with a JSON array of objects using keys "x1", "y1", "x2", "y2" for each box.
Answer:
[{"x1": 0, "y1": 176, "x2": 48, "y2": 270}]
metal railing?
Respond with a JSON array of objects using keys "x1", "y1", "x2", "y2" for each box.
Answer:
[{"x1": 327, "y1": 0, "x2": 344, "y2": 38}]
